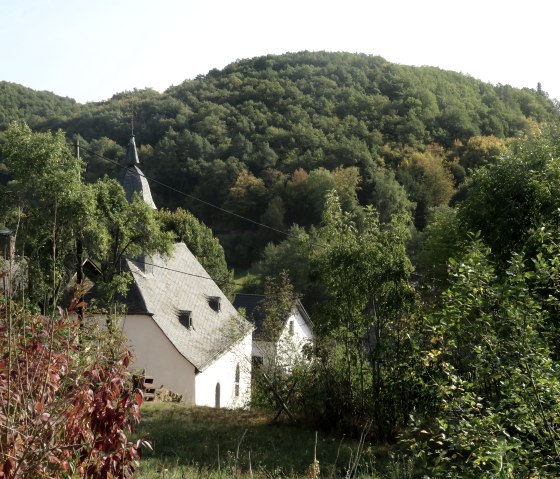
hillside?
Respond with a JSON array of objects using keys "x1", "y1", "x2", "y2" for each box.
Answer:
[
  {"x1": 2, "y1": 51, "x2": 559, "y2": 266},
  {"x1": 0, "y1": 81, "x2": 81, "y2": 131}
]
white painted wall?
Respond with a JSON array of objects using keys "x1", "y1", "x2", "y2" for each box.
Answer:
[
  {"x1": 119, "y1": 314, "x2": 197, "y2": 403},
  {"x1": 277, "y1": 308, "x2": 313, "y2": 356},
  {"x1": 91, "y1": 313, "x2": 252, "y2": 408},
  {"x1": 253, "y1": 307, "x2": 313, "y2": 370},
  {"x1": 195, "y1": 332, "x2": 252, "y2": 408}
]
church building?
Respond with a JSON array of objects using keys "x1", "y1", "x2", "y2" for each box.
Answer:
[{"x1": 108, "y1": 137, "x2": 253, "y2": 408}]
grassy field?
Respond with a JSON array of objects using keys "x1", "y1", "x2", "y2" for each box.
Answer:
[
  {"x1": 233, "y1": 269, "x2": 260, "y2": 294},
  {"x1": 132, "y1": 403, "x2": 416, "y2": 479}
]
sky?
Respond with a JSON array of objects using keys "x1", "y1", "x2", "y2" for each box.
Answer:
[{"x1": 1, "y1": 0, "x2": 559, "y2": 104}]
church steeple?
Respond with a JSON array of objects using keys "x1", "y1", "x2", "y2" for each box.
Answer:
[
  {"x1": 125, "y1": 136, "x2": 140, "y2": 166},
  {"x1": 120, "y1": 136, "x2": 157, "y2": 209}
]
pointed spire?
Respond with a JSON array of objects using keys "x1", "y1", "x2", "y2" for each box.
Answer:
[
  {"x1": 125, "y1": 136, "x2": 140, "y2": 166},
  {"x1": 120, "y1": 135, "x2": 157, "y2": 210}
]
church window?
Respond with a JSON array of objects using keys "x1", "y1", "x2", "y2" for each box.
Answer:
[{"x1": 234, "y1": 364, "x2": 240, "y2": 397}]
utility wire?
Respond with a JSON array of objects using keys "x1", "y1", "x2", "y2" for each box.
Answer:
[
  {"x1": 76, "y1": 141, "x2": 330, "y2": 290},
  {"x1": 128, "y1": 257, "x2": 246, "y2": 288},
  {"x1": 78, "y1": 144, "x2": 318, "y2": 244}
]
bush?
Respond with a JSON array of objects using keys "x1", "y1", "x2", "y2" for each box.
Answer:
[{"x1": 0, "y1": 301, "x2": 146, "y2": 478}]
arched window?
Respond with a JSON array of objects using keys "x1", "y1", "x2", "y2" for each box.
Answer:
[
  {"x1": 234, "y1": 364, "x2": 240, "y2": 397},
  {"x1": 215, "y1": 382, "x2": 221, "y2": 408}
]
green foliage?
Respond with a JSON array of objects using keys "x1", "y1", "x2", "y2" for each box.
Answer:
[
  {"x1": 158, "y1": 207, "x2": 235, "y2": 298},
  {"x1": 85, "y1": 178, "x2": 174, "y2": 301},
  {"x1": 0, "y1": 81, "x2": 80, "y2": 131},
  {"x1": 255, "y1": 226, "x2": 315, "y2": 301},
  {"x1": 305, "y1": 194, "x2": 421, "y2": 439},
  {"x1": 259, "y1": 193, "x2": 423, "y2": 440},
  {"x1": 458, "y1": 126, "x2": 560, "y2": 269},
  {"x1": 259, "y1": 271, "x2": 295, "y2": 341},
  {"x1": 415, "y1": 206, "x2": 467, "y2": 287},
  {"x1": 1, "y1": 123, "x2": 87, "y2": 307},
  {"x1": 0, "y1": 123, "x2": 173, "y2": 309},
  {"x1": 458, "y1": 134, "x2": 509, "y2": 170},
  {"x1": 365, "y1": 166, "x2": 415, "y2": 223},
  {"x1": 410, "y1": 238, "x2": 560, "y2": 477},
  {"x1": 396, "y1": 147, "x2": 455, "y2": 229},
  {"x1": 3, "y1": 52, "x2": 557, "y2": 266},
  {"x1": 80, "y1": 136, "x2": 125, "y2": 183}
]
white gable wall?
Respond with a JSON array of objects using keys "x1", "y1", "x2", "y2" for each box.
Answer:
[
  {"x1": 195, "y1": 331, "x2": 252, "y2": 408},
  {"x1": 276, "y1": 307, "x2": 313, "y2": 369},
  {"x1": 120, "y1": 314, "x2": 196, "y2": 403},
  {"x1": 253, "y1": 307, "x2": 313, "y2": 370}
]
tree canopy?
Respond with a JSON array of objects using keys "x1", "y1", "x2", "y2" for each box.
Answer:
[{"x1": 2, "y1": 52, "x2": 558, "y2": 267}]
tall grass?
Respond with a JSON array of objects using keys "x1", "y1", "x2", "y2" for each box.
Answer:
[{"x1": 132, "y1": 404, "x2": 417, "y2": 479}]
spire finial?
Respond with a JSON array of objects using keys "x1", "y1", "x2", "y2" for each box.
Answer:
[{"x1": 130, "y1": 101, "x2": 135, "y2": 137}]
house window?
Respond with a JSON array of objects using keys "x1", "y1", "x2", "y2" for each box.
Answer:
[
  {"x1": 208, "y1": 296, "x2": 221, "y2": 312},
  {"x1": 234, "y1": 364, "x2": 240, "y2": 397},
  {"x1": 288, "y1": 320, "x2": 294, "y2": 336},
  {"x1": 177, "y1": 310, "x2": 192, "y2": 329}
]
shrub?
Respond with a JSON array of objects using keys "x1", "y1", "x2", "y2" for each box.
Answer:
[{"x1": 0, "y1": 301, "x2": 146, "y2": 478}]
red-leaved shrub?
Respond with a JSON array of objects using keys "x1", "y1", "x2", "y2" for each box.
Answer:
[{"x1": 0, "y1": 301, "x2": 146, "y2": 478}]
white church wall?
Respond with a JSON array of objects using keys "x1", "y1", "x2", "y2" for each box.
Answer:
[
  {"x1": 119, "y1": 314, "x2": 197, "y2": 403},
  {"x1": 195, "y1": 332, "x2": 252, "y2": 408}
]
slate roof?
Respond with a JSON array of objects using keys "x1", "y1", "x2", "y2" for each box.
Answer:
[
  {"x1": 233, "y1": 293, "x2": 313, "y2": 340},
  {"x1": 66, "y1": 260, "x2": 148, "y2": 314},
  {"x1": 126, "y1": 243, "x2": 253, "y2": 371},
  {"x1": 233, "y1": 294, "x2": 266, "y2": 333},
  {"x1": 120, "y1": 137, "x2": 156, "y2": 209}
]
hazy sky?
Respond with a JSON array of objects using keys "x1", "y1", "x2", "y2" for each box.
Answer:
[{"x1": 2, "y1": 0, "x2": 559, "y2": 103}]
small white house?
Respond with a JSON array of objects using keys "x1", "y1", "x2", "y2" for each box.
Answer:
[
  {"x1": 87, "y1": 136, "x2": 253, "y2": 408},
  {"x1": 233, "y1": 294, "x2": 314, "y2": 371}
]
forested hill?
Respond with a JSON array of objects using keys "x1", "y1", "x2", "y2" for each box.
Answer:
[
  {"x1": 2, "y1": 51, "x2": 559, "y2": 266},
  {"x1": 0, "y1": 81, "x2": 81, "y2": 130}
]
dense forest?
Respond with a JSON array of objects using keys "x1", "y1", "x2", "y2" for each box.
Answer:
[
  {"x1": 1, "y1": 52, "x2": 558, "y2": 269},
  {"x1": 4, "y1": 51, "x2": 560, "y2": 477}
]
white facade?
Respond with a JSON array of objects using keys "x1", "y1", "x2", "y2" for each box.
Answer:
[
  {"x1": 195, "y1": 333, "x2": 252, "y2": 408},
  {"x1": 120, "y1": 314, "x2": 196, "y2": 403},
  {"x1": 113, "y1": 313, "x2": 252, "y2": 407},
  {"x1": 253, "y1": 306, "x2": 313, "y2": 370}
]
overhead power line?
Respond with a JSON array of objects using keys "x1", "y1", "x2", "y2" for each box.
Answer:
[
  {"x1": 128, "y1": 257, "x2": 245, "y2": 288},
  {"x1": 78, "y1": 143, "x2": 309, "y2": 243},
  {"x1": 75, "y1": 143, "x2": 319, "y2": 291}
]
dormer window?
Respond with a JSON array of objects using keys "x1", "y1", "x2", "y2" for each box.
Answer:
[
  {"x1": 208, "y1": 296, "x2": 221, "y2": 312},
  {"x1": 178, "y1": 310, "x2": 193, "y2": 329}
]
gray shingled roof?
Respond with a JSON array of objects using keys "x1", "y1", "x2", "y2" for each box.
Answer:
[
  {"x1": 126, "y1": 243, "x2": 253, "y2": 371},
  {"x1": 120, "y1": 137, "x2": 157, "y2": 209}
]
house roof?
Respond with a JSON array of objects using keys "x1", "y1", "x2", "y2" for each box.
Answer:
[
  {"x1": 120, "y1": 137, "x2": 156, "y2": 209},
  {"x1": 233, "y1": 294, "x2": 266, "y2": 332},
  {"x1": 126, "y1": 243, "x2": 253, "y2": 371},
  {"x1": 233, "y1": 293, "x2": 313, "y2": 340}
]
